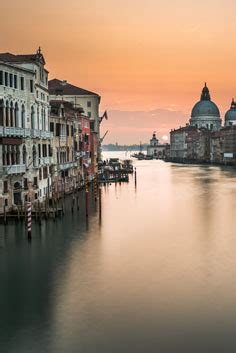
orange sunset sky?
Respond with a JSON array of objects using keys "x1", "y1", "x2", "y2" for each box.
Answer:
[{"x1": 1, "y1": 0, "x2": 236, "y2": 144}]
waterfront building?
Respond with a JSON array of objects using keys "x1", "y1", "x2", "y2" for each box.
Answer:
[
  {"x1": 189, "y1": 83, "x2": 221, "y2": 130},
  {"x1": 224, "y1": 99, "x2": 236, "y2": 127},
  {"x1": 170, "y1": 125, "x2": 211, "y2": 163},
  {"x1": 48, "y1": 79, "x2": 101, "y2": 165},
  {"x1": 147, "y1": 132, "x2": 167, "y2": 159},
  {"x1": 0, "y1": 49, "x2": 52, "y2": 213}
]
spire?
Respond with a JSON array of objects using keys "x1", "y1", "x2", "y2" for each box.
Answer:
[
  {"x1": 36, "y1": 46, "x2": 42, "y2": 56},
  {"x1": 201, "y1": 83, "x2": 211, "y2": 101}
]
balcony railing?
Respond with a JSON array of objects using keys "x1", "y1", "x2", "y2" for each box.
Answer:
[
  {"x1": 58, "y1": 161, "x2": 76, "y2": 171},
  {"x1": 39, "y1": 157, "x2": 53, "y2": 165},
  {"x1": 3, "y1": 164, "x2": 26, "y2": 175},
  {"x1": 0, "y1": 126, "x2": 53, "y2": 139}
]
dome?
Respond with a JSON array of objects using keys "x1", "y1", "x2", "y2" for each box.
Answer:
[
  {"x1": 225, "y1": 99, "x2": 236, "y2": 121},
  {"x1": 191, "y1": 84, "x2": 220, "y2": 118}
]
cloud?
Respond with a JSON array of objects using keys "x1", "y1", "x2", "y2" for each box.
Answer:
[{"x1": 101, "y1": 108, "x2": 188, "y2": 144}]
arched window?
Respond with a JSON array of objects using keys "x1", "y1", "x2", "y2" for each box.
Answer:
[
  {"x1": 22, "y1": 145, "x2": 27, "y2": 165},
  {"x1": 10, "y1": 101, "x2": 14, "y2": 127},
  {"x1": 32, "y1": 145, "x2": 37, "y2": 167},
  {"x1": 5, "y1": 101, "x2": 9, "y2": 127},
  {"x1": 21, "y1": 105, "x2": 25, "y2": 128},
  {"x1": 0, "y1": 100, "x2": 4, "y2": 126},
  {"x1": 37, "y1": 107, "x2": 40, "y2": 129},
  {"x1": 31, "y1": 106, "x2": 35, "y2": 129},
  {"x1": 15, "y1": 102, "x2": 19, "y2": 127},
  {"x1": 16, "y1": 146, "x2": 20, "y2": 164}
]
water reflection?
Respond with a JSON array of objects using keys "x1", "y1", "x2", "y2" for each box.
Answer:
[{"x1": 1, "y1": 155, "x2": 236, "y2": 352}]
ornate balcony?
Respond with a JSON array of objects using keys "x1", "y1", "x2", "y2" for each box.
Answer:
[
  {"x1": 58, "y1": 161, "x2": 75, "y2": 171},
  {"x1": 0, "y1": 126, "x2": 52, "y2": 139},
  {"x1": 39, "y1": 157, "x2": 53, "y2": 166},
  {"x1": 3, "y1": 164, "x2": 26, "y2": 175}
]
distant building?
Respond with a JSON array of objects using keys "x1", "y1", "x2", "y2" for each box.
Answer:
[
  {"x1": 147, "y1": 132, "x2": 167, "y2": 158},
  {"x1": 189, "y1": 83, "x2": 221, "y2": 130},
  {"x1": 225, "y1": 99, "x2": 236, "y2": 127}
]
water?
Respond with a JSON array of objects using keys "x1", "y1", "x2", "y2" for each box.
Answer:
[{"x1": 1, "y1": 152, "x2": 236, "y2": 352}]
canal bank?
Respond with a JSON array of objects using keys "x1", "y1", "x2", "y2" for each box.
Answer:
[{"x1": 2, "y1": 154, "x2": 236, "y2": 352}]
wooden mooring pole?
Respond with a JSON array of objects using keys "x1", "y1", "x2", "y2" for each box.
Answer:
[{"x1": 85, "y1": 175, "x2": 89, "y2": 218}]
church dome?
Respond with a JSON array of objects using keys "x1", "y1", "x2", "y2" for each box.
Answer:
[
  {"x1": 191, "y1": 84, "x2": 220, "y2": 118},
  {"x1": 225, "y1": 99, "x2": 236, "y2": 121}
]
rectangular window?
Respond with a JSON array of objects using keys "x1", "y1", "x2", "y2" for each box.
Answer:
[
  {"x1": 66, "y1": 125, "x2": 69, "y2": 136},
  {"x1": 3, "y1": 181, "x2": 8, "y2": 193},
  {"x1": 39, "y1": 168, "x2": 42, "y2": 180},
  {"x1": 0, "y1": 71, "x2": 3, "y2": 85},
  {"x1": 71, "y1": 126, "x2": 74, "y2": 136},
  {"x1": 88, "y1": 112, "x2": 91, "y2": 118},
  {"x1": 14, "y1": 75, "x2": 18, "y2": 88},
  {"x1": 24, "y1": 178, "x2": 28, "y2": 190},
  {"x1": 56, "y1": 123, "x2": 60, "y2": 136},
  {"x1": 87, "y1": 101, "x2": 91, "y2": 108},
  {"x1": 5, "y1": 72, "x2": 8, "y2": 86},
  {"x1": 50, "y1": 122, "x2": 54, "y2": 133},
  {"x1": 20, "y1": 77, "x2": 24, "y2": 90},
  {"x1": 33, "y1": 177, "x2": 38, "y2": 187},
  {"x1": 9, "y1": 73, "x2": 13, "y2": 87},
  {"x1": 30, "y1": 80, "x2": 34, "y2": 93}
]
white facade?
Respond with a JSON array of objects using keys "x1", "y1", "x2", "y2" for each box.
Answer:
[{"x1": 0, "y1": 49, "x2": 52, "y2": 212}]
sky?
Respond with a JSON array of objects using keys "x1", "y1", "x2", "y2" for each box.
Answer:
[{"x1": 1, "y1": 0, "x2": 236, "y2": 144}]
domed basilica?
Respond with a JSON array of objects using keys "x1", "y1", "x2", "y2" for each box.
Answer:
[{"x1": 189, "y1": 83, "x2": 221, "y2": 130}]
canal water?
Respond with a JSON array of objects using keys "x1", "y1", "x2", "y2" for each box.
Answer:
[{"x1": 1, "y1": 152, "x2": 236, "y2": 353}]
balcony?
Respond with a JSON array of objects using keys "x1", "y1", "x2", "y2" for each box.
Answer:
[
  {"x1": 39, "y1": 157, "x2": 53, "y2": 166},
  {"x1": 3, "y1": 164, "x2": 26, "y2": 175},
  {"x1": 58, "y1": 161, "x2": 75, "y2": 171},
  {"x1": 0, "y1": 126, "x2": 53, "y2": 139}
]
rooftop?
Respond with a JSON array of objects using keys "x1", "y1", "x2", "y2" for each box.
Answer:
[{"x1": 49, "y1": 79, "x2": 100, "y2": 98}]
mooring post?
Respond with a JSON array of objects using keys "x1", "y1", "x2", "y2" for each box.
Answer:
[
  {"x1": 99, "y1": 187, "x2": 102, "y2": 222},
  {"x1": 27, "y1": 201, "x2": 32, "y2": 239},
  {"x1": 85, "y1": 175, "x2": 89, "y2": 218},
  {"x1": 94, "y1": 174, "x2": 97, "y2": 202}
]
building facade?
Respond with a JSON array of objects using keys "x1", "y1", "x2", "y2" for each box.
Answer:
[
  {"x1": 48, "y1": 79, "x2": 101, "y2": 165},
  {"x1": 147, "y1": 132, "x2": 167, "y2": 159},
  {"x1": 0, "y1": 49, "x2": 52, "y2": 213}
]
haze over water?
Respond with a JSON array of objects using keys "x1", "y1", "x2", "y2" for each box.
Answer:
[{"x1": 1, "y1": 152, "x2": 236, "y2": 352}]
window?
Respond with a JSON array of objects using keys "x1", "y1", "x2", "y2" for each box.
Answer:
[
  {"x1": 3, "y1": 181, "x2": 8, "y2": 193},
  {"x1": 56, "y1": 123, "x2": 60, "y2": 136},
  {"x1": 24, "y1": 178, "x2": 28, "y2": 190},
  {"x1": 14, "y1": 75, "x2": 18, "y2": 88},
  {"x1": 33, "y1": 177, "x2": 38, "y2": 187},
  {"x1": 9, "y1": 74, "x2": 13, "y2": 87},
  {"x1": 50, "y1": 122, "x2": 54, "y2": 133},
  {"x1": 0, "y1": 71, "x2": 3, "y2": 85},
  {"x1": 87, "y1": 101, "x2": 91, "y2": 108},
  {"x1": 20, "y1": 77, "x2": 24, "y2": 90},
  {"x1": 88, "y1": 112, "x2": 91, "y2": 118},
  {"x1": 5, "y1": 72, "x2": 8, "y2": 86},
  {"x1": 30, "y1": 80, "x2": 34, "y2": 93},
  {"x1": 71, "y1": 126, "x2": 74, "y2": 136},
  {"x1": 66, "y1": 125, "x2": 69, "y2": 136}
]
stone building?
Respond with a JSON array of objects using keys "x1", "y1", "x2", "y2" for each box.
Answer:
[
  {"x1": 48, "y1": 79, "x2": 101, "y2": 164},
  {"x1": 0, "y1": 49, "x2": 52, "y2": 212},
  {"x1": 170, "y1": 126, "x2": 211, "y2": 163},
  {"x1": 147, "y1": 132, "x2": 167, "y2": 158}
]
